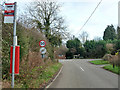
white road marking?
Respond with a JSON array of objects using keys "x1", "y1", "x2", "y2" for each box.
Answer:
[
  {"x1": 72, "y1": 60, "x2": 84, "y2": 72},
  {"x1": 80, "y1": 66, "x2": 84, "y2": 71}
]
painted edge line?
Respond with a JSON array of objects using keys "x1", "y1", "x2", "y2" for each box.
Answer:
[{"x1": 45, "y1": 65, "x2": 63, "y2": 88}]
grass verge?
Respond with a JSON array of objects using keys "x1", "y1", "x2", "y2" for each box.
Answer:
[
  {"x1": 16, "y1": 62, "x2": 62, "y2": 88},
  {"x1": 103, "y1": 64, "x2": 120, "y2": 74},
  {"x1": 89, "y1": 60, "x2": 109, "y2": 65},
  {"x1": 3, "y1": 62, "x2": 62, "y2": 88}
]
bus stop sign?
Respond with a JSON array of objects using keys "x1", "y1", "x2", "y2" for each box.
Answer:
[{"x1": 4, "y1": 3, "x2": 15, "y2": 23}]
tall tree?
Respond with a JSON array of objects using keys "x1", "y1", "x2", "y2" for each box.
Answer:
[
  {"x1": 94, "y1": 36, "x2": 102, "y2": 41},
  {"x1": 84, "y1": 40, "x2": 107, "y2": 58},
  {"x1": 103, "y1": 25, "x2": 117, "y2": 41},
  {"x1": 27, "y1": 0, "x2": 68, "y2": 47},
  {"x1": 115, "y1": 40, "x2": 120, "y2": 51},
  {"x1": 66, "y1": 38, "x2": 81, "y2": 50},
  {"x1": 117, "y1": 26, "x2": 120, "y2": 40},
  {"x1": 66, "y1": 38, "x2": 82, "y2": 55},
  {"x1": 79, "y1": 31, "x2": 88, "y2": 44}
]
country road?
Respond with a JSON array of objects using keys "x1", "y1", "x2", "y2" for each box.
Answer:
[{"x1": 49, "y1": 59, "x2": 118, "y2": 88}]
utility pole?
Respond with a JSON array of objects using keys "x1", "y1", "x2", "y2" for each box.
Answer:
[{"x1": 12, "y1": 2, "x2": 17, "y2": 88}]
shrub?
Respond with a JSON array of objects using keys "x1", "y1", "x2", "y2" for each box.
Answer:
[
  {"x1": 2, "y1": 21, "x2": 55, "y2": 79},
  {"x1": 103, "y1": 54, "x2": 119, "y2": 68},
  {"x1": 66, "y1": 50, "x2": 73, "y2": 59},
  {"x1": 84, "y1": 40, "x2": 107, "y2": 58},
  {"x1": 103, "y1": 54, "x2": 111, "y2": 61}
]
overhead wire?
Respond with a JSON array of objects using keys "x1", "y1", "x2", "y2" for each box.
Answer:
[{"x1": 75, "y1": 0, "x2": 103, "y2": 35}]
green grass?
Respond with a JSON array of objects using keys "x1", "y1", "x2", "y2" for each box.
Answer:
[
  {"x1": 103, "y1": 64, "x2": 120, "y2": 74},
  {"x1": 14, "y1": 62, "x2": 62, "y2": 88},
  {"x1": 38, "y1": 63, "x2": 62, "y2": 83},
  {"x1": 89, "y1": 60, "x2": 109, "y2": 65}
]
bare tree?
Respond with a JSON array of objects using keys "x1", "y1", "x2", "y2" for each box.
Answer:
[
  {"x1": 79, "y1": 31, "x2": 88, "y2": 44},
  {"x1": 25, "y1": 0, "x2": 69, "y2": 42},
  {"x1": 94, "y1": 36, "x2": 102, "y2": 41}
]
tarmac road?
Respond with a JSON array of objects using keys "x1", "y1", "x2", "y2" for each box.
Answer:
[{"x1": 49, "y1": 59, "x2": 118, "y2": 88}]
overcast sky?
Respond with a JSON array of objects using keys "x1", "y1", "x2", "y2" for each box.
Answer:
[
  {"x1": 59, "y1": 0, "x2": 118, "y2": 40},
  {"x1": 1, "y1": 0, "x2": 119, "y2": 40}
]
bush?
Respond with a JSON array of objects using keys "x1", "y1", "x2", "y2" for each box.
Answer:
[
  {"x1": 66, "y1": 50, "x2": 73, "y2": 59},
  {"x1": 78, "y1": 47, "x2": 86, "y2": 58},
  {"x1": 103, "y1": 54, "x2": 111, "y2": 61},
  {"x1": 84, "y1": 40, "x2": 107, "y2": 58},
  {"x1": 2, "y1": 21, "x2": 55, "y2": 79},
  {"x1": 103, "y1": 54, "x2": 119, "y2": 68},
  {"x1": 115, "y1": 40, "x2": 120, "y2": 50}
]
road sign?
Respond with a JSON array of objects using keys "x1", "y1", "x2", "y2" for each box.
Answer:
[
  {"x1": 39, "y1": 40, "x2": 46, "y2": 47},
  {"x1": 4, "y1": 3, "x2": 15, "y2": 23},
  {"x1": 40, "y1": 47, "x2": 46, "y2": 54}
]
